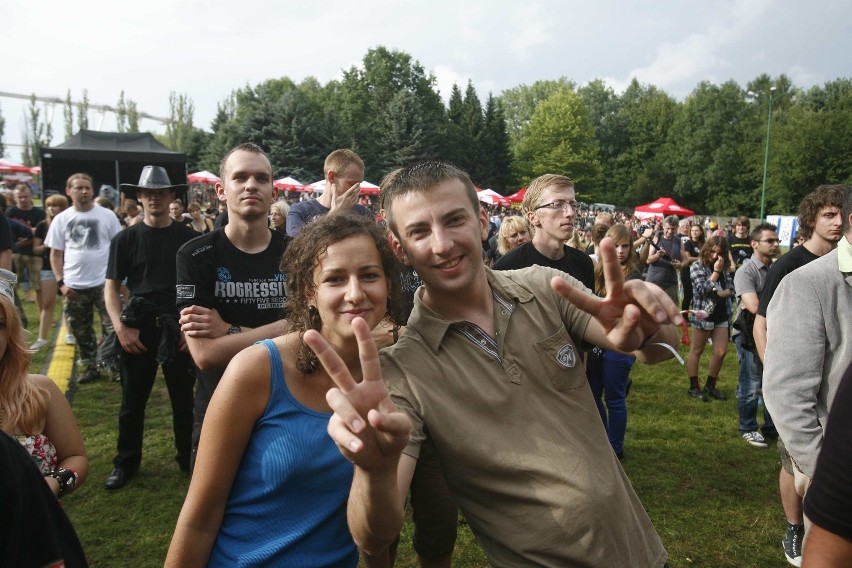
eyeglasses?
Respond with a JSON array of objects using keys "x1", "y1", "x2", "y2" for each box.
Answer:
[
  {"x1": 757, "y1": 239, "x2": 780, "y2": 244},
  {"x1": 534, "y1": 200, "x2": 575, "y2": 213}
]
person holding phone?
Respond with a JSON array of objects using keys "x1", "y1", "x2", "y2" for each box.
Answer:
[{"x1": 645, "y1": 215, "x2": 685, "y2": 305}]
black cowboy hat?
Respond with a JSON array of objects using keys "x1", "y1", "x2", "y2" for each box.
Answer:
[{"x1": 119, "y1": 166, "x2": 187, "y2": 198}]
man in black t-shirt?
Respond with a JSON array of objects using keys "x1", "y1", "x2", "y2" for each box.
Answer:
[
  {"x1": 729, "y1": 216, "x2": 753, "y2": 269},
  {"x1": 493, "y1": 173, "x2": 594, "y2": 289},
  {"x1": 102, "y1": 167, "x2": 199, "y2": 490},
  {"x1": 7, "y1": 184, "x2": 46, "y2": 297},
  {"x1": 176, "y1": 143, "x2": 288, "y2": 471}
]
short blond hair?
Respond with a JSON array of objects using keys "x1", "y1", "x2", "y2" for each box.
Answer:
[
  {"x1": 324, "y1": 149, "x2": 364, "y2": 177},
  {"x1": 522, "y1": 174, "x2": 574, "y2": 214}
]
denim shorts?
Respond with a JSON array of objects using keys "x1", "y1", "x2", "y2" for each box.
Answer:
[{"x1": 40, "y1": 269, "x2": 56, "y2": 282}]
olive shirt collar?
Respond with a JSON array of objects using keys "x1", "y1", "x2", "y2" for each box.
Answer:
[{"x1": 409, "y1": 267, "x2": 534, "y2": 353}]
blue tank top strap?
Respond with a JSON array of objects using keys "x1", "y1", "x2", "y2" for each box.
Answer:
[{"x1": 257, "y1": 338, "x2": 284, "y2": 378}]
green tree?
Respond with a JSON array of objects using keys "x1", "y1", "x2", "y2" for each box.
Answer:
[
  {"x1": 334, "y1": 47, "x2": 448, "y2": 181},
  {"x1": 480, "y1": 94, "x2": 514, "y2": 192},
  {"x1": 116, "y1": 91, "x2": 128, "y2": 133},
  {"x1": 662, "y1": 81, "x2": 755, "y2": 215},
  {"x1": 513, "y1": 87, "x2": 602, "y2": 192},
  {"x1": 500, "y1": 78, "x2": 575, "y2": 148},
  {"x1": 77, "y1": 90, "x2": 89, "y2": 130},
  {"x1": 63, "y1": 90, "x2": 74, "y2": 140},
  {"x1": 126, "y1": 99, "x2": 140, "y2": 133},
  {"x1": 770, "y1": 79, "x2": 852, "y2": 213},
  {"x1": 22, "y1": 95, "x2": 48, "y2": 165},
  {"x1": 166, "y1": 92, "x2": 196, "y2": 153},
  {"x1": 199, "y1": 94, "x2": 240, "y2": 174}
]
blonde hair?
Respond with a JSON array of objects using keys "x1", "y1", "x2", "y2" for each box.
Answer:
[
  {"x1": 497, "y1": 216, "x2": 530, "y2": 255},
  {"x1": 0, "y1": 296, "x2": 46, "y2": 435},
  {"x1": 593, "y1": 224, "x2": 639, "y2": 297},
  {"x1": 324, "y1": 149, "x2": 364, "y2": 178},
  {"x1": 522, "y1": 174, "x2": 574, "y2": 215}
]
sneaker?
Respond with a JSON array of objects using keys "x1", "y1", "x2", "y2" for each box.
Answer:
[
  {"x1": 742, "y1": 431, "x2": 769, "y2": 448},
  {"x1": 30, "y1": 338, "x2": 49, "y2": 350},
  {"x1": 65, "y1": 334, "x2": 76, "y2": 345},
  {"x1": 687, "y1": 387, "x2": 708, "y2": 402},
  {"x1": 704, "y1": 385, "x2": 728, "y2": 400},
  {"x1": 782, "y1": 522, "x2": 804, "y2": 567},
  {"x1": 77, "y1": 368, "x2": 101, "y2": 385}
]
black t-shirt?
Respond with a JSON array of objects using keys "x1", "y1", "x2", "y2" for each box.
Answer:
[
  {"x1": 729, "y1": 235, "x2": 753, "y2": 267},
  {"x1": 493, "y1": 241, "x2": 595, "y2": 290},
  {"x1": 756, "y1": 245, "x2": 820, "y2": 317},
  {"x1": 7, "y1": 206, "x2": 46, "y2": 230},
  {"x1": 0, "y1": 212, "x2": 12, "y2": 253},
  {"x1": 176, "y1": 228, "x2": 288, "y2": 329},
  {"x1": 7, "y1": 206, "x2": 44, "y2": 256},
  {"x1": 0, "y1": 434, "x2": 88, "y2": 568},
  {"x1": 803, "y1": 362, "x2": 852, "y2": 540},
  {"x1": 8, "y1": 218, "x2": 33, "y2": 254},
  {"x1": 35, "y1": 220, "x2": 50, "y2": 264},
  {"x1": 107, "y1": 221, "x2": 199, "y2": 311}
]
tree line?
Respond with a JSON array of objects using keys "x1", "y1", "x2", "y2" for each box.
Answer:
[{"x1": 8, "y1": 46, "x2": 852, "y2": 217}]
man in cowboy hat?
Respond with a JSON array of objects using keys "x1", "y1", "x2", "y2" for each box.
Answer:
[
  {"x1": 45, "y1": 173, "x2": 122, "y2": 385},
  {"x1": 102, "y1": 166, "x2": 199, "y2": 490}
]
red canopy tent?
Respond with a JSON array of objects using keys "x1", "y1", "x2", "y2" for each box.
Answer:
[
  {"x1": 187, "y1": 170, "x2": 220, "y2": 184},
  {"x1": 0, "y1": 158, "x2": 37, "y2": 174},
  {"x1": 273, "y1": 176, "x2": 308, "y2": 191},
  {"x1": 633, "y1": 197, "x2": 695, "y2": 220},
  {"x1": 507, "y1": 187, "x2": 526, "y2": 203}
]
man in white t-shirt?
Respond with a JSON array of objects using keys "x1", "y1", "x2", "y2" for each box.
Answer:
[{"x1": 46, "y1": 172, "x2": 122, "y2": 384}]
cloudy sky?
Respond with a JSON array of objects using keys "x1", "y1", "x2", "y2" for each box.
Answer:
[{"x1": 2, "y1": 0, "x2": 850, "y2": 159}]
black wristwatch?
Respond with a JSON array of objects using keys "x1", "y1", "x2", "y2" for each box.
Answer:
[{"x1": 227, "y1": 325, "x2": 241, "y2": 335}]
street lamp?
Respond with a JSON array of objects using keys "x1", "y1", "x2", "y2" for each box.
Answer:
[{"x1": 747, "y1": 87, "x2": 777, "y2": 221}]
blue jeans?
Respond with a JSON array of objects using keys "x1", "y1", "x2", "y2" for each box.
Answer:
[
  {"x1": 587, "y1": 349, "x2": 635, "y2": 455},
  {"x1": 734, "y1": 334, "x2": 777, "y2": 436}
]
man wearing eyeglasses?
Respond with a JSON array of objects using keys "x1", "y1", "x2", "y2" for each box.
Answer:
[
  {"x1": 492, "y1": 174, "x2": 594, "y2": 289},
  {"x1": 732, "y1": 222, "x2": 780, "y2": 450}
]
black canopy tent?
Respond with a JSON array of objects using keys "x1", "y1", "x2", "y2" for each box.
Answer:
[{"x1": 39, "y1": 130, "x2": 187, "y2": 198}]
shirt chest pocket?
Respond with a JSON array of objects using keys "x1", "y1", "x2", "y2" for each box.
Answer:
[{"x1": 533, "y1": 327, "x2": 586, "y2": 392}]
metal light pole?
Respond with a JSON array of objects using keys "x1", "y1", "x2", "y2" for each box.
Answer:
[
  {"x1": 748, "y1": 87, "x2": 777, "y2": 221},
  {"x1": 758, "y1": 87, "x2": 776, "y2": 221}
]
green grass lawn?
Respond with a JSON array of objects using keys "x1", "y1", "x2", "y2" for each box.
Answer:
[{"x1": 26, "y1": 298, "x2": 788, "y2": 567}]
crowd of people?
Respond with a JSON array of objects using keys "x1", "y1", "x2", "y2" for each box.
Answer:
[{"x1": 1, "y1": 149, "x2": 851, "y2": 568}]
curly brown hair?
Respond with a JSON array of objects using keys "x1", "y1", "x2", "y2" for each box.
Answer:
[
  {"x1": 281, "y1": 213, "x2": 404, "y2": 374},
  {"x1": 797, "y1": 184, "x2": 846, "y2": 241}
]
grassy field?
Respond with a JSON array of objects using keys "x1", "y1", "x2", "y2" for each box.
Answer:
[{"x1": 26, "y1": 299, "x2": 790, "y2": 567}]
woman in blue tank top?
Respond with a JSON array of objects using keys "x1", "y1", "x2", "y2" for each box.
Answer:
[{"x1": 166, "y1": 214, "x2": 404, "y2": 567}]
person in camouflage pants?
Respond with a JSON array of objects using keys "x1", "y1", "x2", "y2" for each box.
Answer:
[
  {"x1": 64, "y1": 286, "x2": 113, "y2": 378},
  {"x1": 45, "y1": 172, "x2": 122, "y2": 384}
]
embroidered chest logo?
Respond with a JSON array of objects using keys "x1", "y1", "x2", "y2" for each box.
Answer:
[{"x1": 556, "y1": 344, "x2": 576, "y2": 368}]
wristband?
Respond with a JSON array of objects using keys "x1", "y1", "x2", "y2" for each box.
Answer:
[
  {"x1": 57, "y1": 279, "x2": 64, "y2": 288},
  {"x1": 638, "y1": 327, "x2": 663, "y2": 350},
  {"x1": 45, "y1": 467, "x2": 78, "y2": 499}
]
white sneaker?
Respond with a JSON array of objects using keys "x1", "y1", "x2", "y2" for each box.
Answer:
[
  {"x1": 742, "y1": 431, "x2": 768, "y2": 448},
  {"x1": 30, "y1": 338, "x2": 49, "y2": 350},
  {"x1": 65, "y1": 334, "x2": 76, "y2": 345}
]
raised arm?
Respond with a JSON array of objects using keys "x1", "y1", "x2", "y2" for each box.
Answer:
[
  {"x1": 303, "y1": 318, "x2": 411, "y2": 558},
  {"x1": 552, "y1": 237, "x2": 682, "y2": 364}
]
